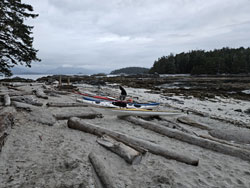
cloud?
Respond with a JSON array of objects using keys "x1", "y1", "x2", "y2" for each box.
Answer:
[{"x1": 23, "y1": 0, "x2": 250, "y2": 73}]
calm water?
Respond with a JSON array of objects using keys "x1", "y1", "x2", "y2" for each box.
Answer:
[{"x1": 1, "y1": 74, "x2": 51, "y2": 80}]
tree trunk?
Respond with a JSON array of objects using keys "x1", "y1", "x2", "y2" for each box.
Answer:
[
  {"x1": 177, "y1": 116, "x2": 211, "y2": 130},
  {"x1": 88, "y1": 152, "x2": 116, "y2": 188},
  {"x1": 97, "y1": 135, "x2": 142, "y2": 165},
  {"x1": 0, "y1": 112, "x2": 14, "y2": 152},
  {"x1": 46, "y1": 102, "x2": 88, "y2": 107},
  {"x1": 68, "y1": 117, "x2": 199, "y2": 166},
  {"x1": 121, "y1": 116, "x2": 250, "y2": 162},
  {"x1": 34, "y1": 89, "x2": 48, "y2": 99},
  {"x1": 11, "y1": 96, "x2": 43, "y2": 106},
  {"x1": 4, "y1": 94, "x2": 11, "y2": 106},
  {"x1": 54, "y1": 112, "x2": 102, "y2": 120},
  {"x1": 12, "y1": 101, "x2": 33, "y2": 111},
  {"x1": 44, "y1": 90, "x2": 70, "y2": 95}
]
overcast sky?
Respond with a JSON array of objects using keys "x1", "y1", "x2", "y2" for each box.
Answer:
[{"x1": 23, "y1": 0, "x2": 250, "y2": 73}]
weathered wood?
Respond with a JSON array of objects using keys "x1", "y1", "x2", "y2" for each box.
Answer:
[
  {"x1": 12, "y1": 102, "x2": 56, "y2": 126},
  {"x1": 46, "y1": 102, "x2": 88, "y2": 107},
  {"x1": 29, "y1": 108, "x2": 56, "y2": 126},
  {"x1": 177, "y1": 116, "x2": 211, "y2": 130},
  {"x1": 121, "y1": 116, "x2": 250, "y2": 162},
  {"x1": 0, "y1": 91, "x2": 33, "y2": 97},
  {"x1": 4, "y1": 94, "x2": 11, "y2": 106},
  {"x1": 198, "y1": 134, "x2": 250, "y2": 150},
  {"x1": 88, "y1": 152, "x2": 116, "y2": 188},
  {"x1": 209, "y1": 128, "x2": 250, "y2": 144},
  {"x1": 12, "y1": 101, "x2": 33, "y2": 111},
  {"x1": 54, "y1": 112, "x2": 102, "y2": 120},
  {"x1": 97, "y1": 135, "x2": 142, "y2": 164},
  {"x1": 0, "y1": 112, "x2": 14, "y2": 152},
  {"x1": 107, "y1": 135, "x2": 147, "y2": 155},
  {"x1": 44, "y1": 89, "x2": 70, "y2": 95},
  {"x1": 11, "y1": 96, "x2": 43, "y2": 106},
  {"x1": 34, "y1": 89, "x2": 48, "y2": 99},
  {"x1": 157, "y1": 117, "x2": 195, "y2": 134},
  {"x1": 68, "y1": 117, "x2": 199, "y2": 166}
]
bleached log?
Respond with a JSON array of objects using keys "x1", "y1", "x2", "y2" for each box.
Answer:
[
  {"x1": 34, "y1": 89, "x2": 48, "y2": 99},
  {"x1": 97, "y1": 135, "x2": 142, "y2": 164},
  {"x1": 4, "y1": 94, "x2": 11, "y2": 106},
  {"x1": 209, "y1": 128, "x2": 250, "y2": 144},
  {"x1": 44, "y1": 89, "x2": 70, "y2": 95},
  {"x1": 88, "y1": 152, "x2": 116, "y2": 188},
  {"x1": 68, "y1": 117, "x2": 199, "y2": 166},
  {"x1": 177, "y1": 116, "x2": 211, "y2": 130},
  {"x1": 157, "y1": 117, "x2": 195, "y2": 134},
  {"x1": 121, "y1": 116, "x2": 250, "y2": 162},
  {"x1": 46, "y1": 102, "x2": 88, "y2": 107},
  {"x1": 0, "y1": 112, "x2": 14, "y2": 152},
  {"x1": 107, "y1": 135, "x2": 147, "y2": 154},
  {"x1": 12, "y1": 101, "x2": 33, "y2": 111},
  {"x1": 198, "y1": 134, "x2": 250, "y2": 150},
  {"x1": 11, "y1": 96, "x2": 43, "y2": 106},
  {"x1": 54, "y1": 112, "x2": 102, "y2": 120}
]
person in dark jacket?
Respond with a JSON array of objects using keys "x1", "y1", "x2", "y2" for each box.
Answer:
[{"x1": 119, "y1": 85, "x2": 127, "y2": 100}]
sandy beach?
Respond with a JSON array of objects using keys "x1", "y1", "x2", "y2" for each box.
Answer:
[{"x1": 0, "y1": 81, "x2": 250, "y2": 188}]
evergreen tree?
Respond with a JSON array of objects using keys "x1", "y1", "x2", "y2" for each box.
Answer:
[
  {"x1": 0, "y1": 0, "x2": 40, "y2": 76},
  {"x1": 149, "y1": 47, "x2": 250, "y2": 75}
]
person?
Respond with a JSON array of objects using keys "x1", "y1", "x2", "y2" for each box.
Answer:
[{"x1": 119, "y1": 85, "x2": 127, "y2": 100}]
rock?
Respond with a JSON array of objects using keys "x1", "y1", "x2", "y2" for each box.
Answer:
[
  {"x1": 244, "y1": 108, "x2": 250, "y2": 114},
  {"x1": 234, "y1": 109, "x2": 242, "y2": 112}
]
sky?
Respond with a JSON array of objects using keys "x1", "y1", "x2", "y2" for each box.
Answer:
[{"x1": 23, "y1": 0, "x2": 250, "y2": 73}]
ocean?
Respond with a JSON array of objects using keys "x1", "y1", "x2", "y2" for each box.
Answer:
[{"x1": 1, "y1": 74, "x2": 51, "y2": 80}]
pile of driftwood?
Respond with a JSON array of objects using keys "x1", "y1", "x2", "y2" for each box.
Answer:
[
  {"x1": 0, "y1": 84, "x2": 103, "y2": 152},
  {"x1": 67, "y1": 114, "x2": 250, "y2": 187}
]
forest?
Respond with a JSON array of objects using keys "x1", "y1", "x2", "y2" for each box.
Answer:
[
  {"x1": 110, "y1": 67, "x2": 149, "y2": 75},
  {"x1": 149, "y1": 47, "x2": 250, "y2": 75}
]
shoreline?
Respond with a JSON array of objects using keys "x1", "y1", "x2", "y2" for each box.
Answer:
[{"x1": 0, "y1": 78, "x2": 250, "y2": 187}]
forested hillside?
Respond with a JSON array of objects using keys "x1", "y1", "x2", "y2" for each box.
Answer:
[
  {"x1": 110, "y1": 67, "x2": 149, "y2": 75},
  {"x1": 149, "y1": 47, "x2": 250, "y2": 75}
]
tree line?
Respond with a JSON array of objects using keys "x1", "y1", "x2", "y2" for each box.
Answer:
[
  {"x1": 149, "y1": 47, "x2": 250, "y2": 75},
  {"x1": 110, "y1": 67, "x2": 149, "y2": 75}
]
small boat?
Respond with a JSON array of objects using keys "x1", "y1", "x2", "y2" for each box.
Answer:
[
  {"x1": 77, "y1": 97, "x2": 160, "y2": 109},
  {"x1": 75, "y1": 91, "x2": 116, "y2": 101}
]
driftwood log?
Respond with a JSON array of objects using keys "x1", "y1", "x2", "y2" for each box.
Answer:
[
  {"x1": 198, "y1": 134, "x2": 250, "y2": 150},
  {"x1": 11, "y1": 96, "x2": 43, "y2": 106},
  {"x1": 0, "y1": 112, "x2": 14, "y2": 152},
  {"x1": 0, "y1": 91, "x2": 33, "y2": 97},
  {"x1": 46, "y1": 102, "x2": 88, "y2": 107},
  {"x1": 121, "y1": 116, "x2": 250, "y2": 162},
  {"x1": 34, "y1": 89, "x2": 48, "y2": 99},
  {"x1": 54, "y1": 112, "x2": 102, "y2": 120},
  {"x1": 97, "y1": 135, "x2": 142, "y2": 164},
  {"x1": 157, "y1": 117, "x2": 195, "y2": 135},
  {"x1": 209, "y1": 128, "x2": 250, "y2": 144},
  {"x1": 44, "y1": 89, "x2": 70, "y2": 95},
  {"x1": 68, "y1": 117, "x2": 199, "y2": 166},
  {"x1": 177, "y1": 116, "x2": 211, "y2": 130},
  {"x1": 12, "y1": 101, "x2": 33, "y2": 111},
  {"x1": 12, "y1": 102, "x2": 56, "y2": 126},
  {"x1": 88, "y1": 152, "x2": 116, "y2": 188},
  {"x1": 4, "y1": 94, "x2": 11, "y2": 106}
]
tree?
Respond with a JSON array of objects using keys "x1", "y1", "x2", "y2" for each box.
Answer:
[{"x1": 0, "y1": 0, "x2": 40, "y2": 76}]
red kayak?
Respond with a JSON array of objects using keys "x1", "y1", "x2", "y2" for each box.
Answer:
[{"x1": 74, "y1": 91, "x2": 117, "y2": 101}]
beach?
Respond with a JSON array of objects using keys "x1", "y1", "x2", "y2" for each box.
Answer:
[{"x1": 0, "y1": 79, "x2": 250, "y2": 188}]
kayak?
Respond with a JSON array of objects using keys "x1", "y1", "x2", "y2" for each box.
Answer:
[
  {"x1": 77, "y1": 97, "x2": 160, "y2": 109},
  {"x1": 94, "y1": 107, "x2": 182, "y2": 117},
  {"x1": 75, "y1": 91, "x2": 116, "y2": 101}
]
